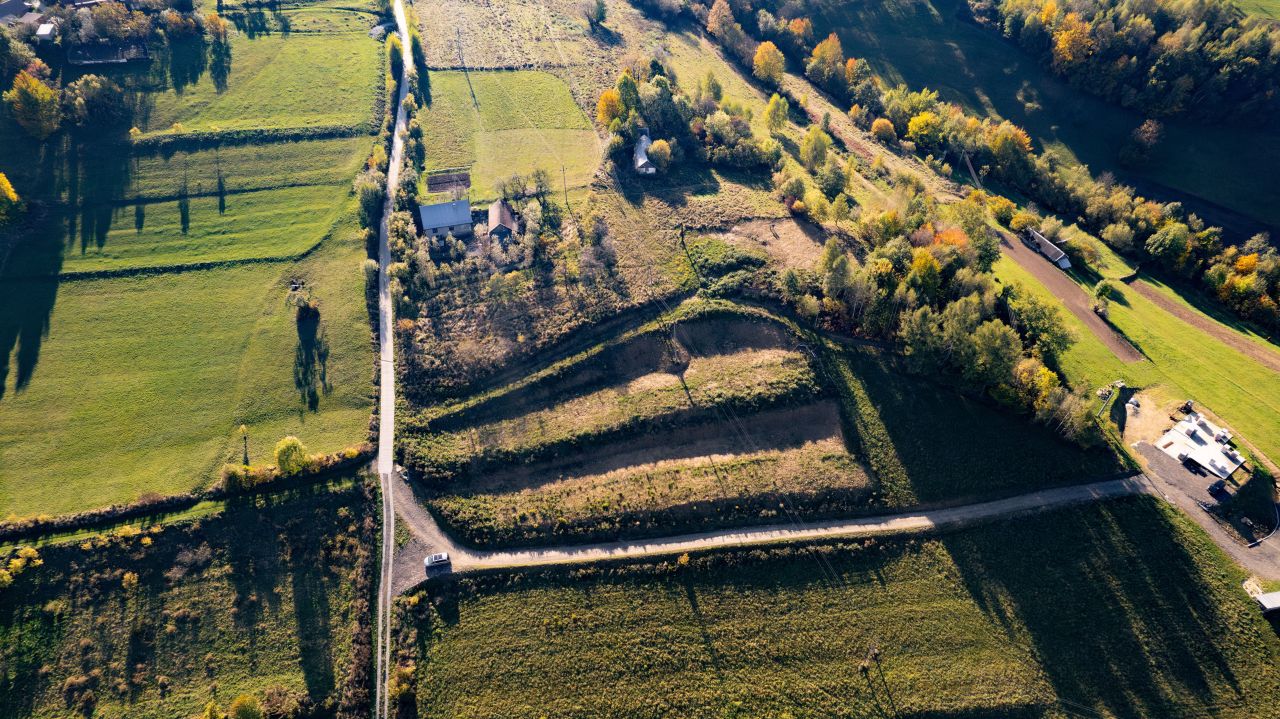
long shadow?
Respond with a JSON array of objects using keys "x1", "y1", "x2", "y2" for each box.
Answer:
[
  {"x1": 165, "y1": 36, "x2": 209, "y2": 94},
  {"x1": 838, "y1": 347, "x2": 1122, "y2": 503},
  {"x1": 0, "y1": 124, "x2": 133, "y2": 398},
  {"x1": 294, "y1": 307, "x2": 331, "y2": 412},
  {"x1": 285, "y1": 520, "x2": 336, "y2": 700},
  {"x1": 942, "y1": 498, "x2": 1248, "y2": 718}
]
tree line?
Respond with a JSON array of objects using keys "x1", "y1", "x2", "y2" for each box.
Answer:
[
  {"x1": 969, "y1": 0, "x2": 1280, "y2": 124},
  {"x1": 687, "y1": 0, "x2": 1280, "y2": 336},
  {"x1": 0, "y1": 2, "x2": 231, "y2": 141}
]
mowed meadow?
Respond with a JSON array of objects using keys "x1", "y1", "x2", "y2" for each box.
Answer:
[
  {"x1": 0, "y1": 0, "x2": 385, "y2": 518},
  {"x1": 403, "y1": 498, "x2": 1280, "y2": 718}
]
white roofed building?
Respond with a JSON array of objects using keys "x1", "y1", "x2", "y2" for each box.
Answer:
[{"x1": 1155, "y1": 411, "x2": 1245, "y2": 479}]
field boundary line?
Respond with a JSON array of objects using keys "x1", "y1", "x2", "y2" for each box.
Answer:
[{"x1": 5, "y1": 242, "x2": 325, "y2": 282}]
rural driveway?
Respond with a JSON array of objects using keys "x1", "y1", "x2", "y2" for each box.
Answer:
[
  {"x1": 1128, "y1": 279, "x2": 1280, "y2": 374},
  {"x1": 1135, "y1": 442, "x2": 1280, "y2": 580},
  {"x1": 1000, "y1": 231, "x2": 1144, "y2": 363},
  {"x1": 391, "y1": 476, "x2": 1146, "y2": 588}
]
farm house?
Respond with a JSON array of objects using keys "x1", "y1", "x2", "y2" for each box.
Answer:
[
  {"x1": 419, "y1": 199, "x2": 473, "y2": 241},
  {"x1": 1025, "y1": 229, "x2": 1071, "y2": 270},
  {"x1": 487, "y1": 200, "x2": 519, "y2": 243}
]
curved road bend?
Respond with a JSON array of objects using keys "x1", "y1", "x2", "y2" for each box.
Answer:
[
  {"x1": 374, "y1": 0, "x2": 413, "y2": 715},
  {"x1": 391, "y1": 476, "x2": 1147, "y2": 593}
]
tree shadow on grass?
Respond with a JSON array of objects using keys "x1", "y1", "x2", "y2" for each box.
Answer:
[
  {"x1": 941, "y1": 498, "x2": 1250, "y2": 718},
  {"x1": 285, "y1": 519, "x2": 336, "y2": 700},
  {"x1": 294, "y1": 309, "x2": 331, "y2": 413}
]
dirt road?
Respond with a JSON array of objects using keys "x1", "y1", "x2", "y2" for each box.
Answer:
[
  {"x1": 1128, "y1": 279, "x2": 1280, "y2": 374},
  {"x1": 373, "y1": 0, "x2": 413, "y2": 714},
  {"x1": 1000, "y1": 232, "x2": 1144, "y2": 363},
  {"x1": 391, "y1": 476, "x2": 1146, "y2": 588}
]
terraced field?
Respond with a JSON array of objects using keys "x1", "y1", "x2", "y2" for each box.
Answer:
[{"x1": 399, "y1": 302, "x2": 1124, "y2": 547}]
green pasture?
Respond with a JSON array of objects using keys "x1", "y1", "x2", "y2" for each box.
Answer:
[
  {"x1": 1107, "y1": 283, "x2": 1280, "y2": 463},
  {"x1": 420, "y1": 71, "x2": 599, "y2": 200},
  {"x1": 1237, "y1": 0, "x2": 1280, "y2": 18},
  {"x1": 995, "y1": 239, "x2": 1280, "y2": 464},
  {"x1": 0, "y1": 482, "x2": 371, "y2": 719},
  {"x1": 136, "y1": 31, "x2": 381, "y2": 135},
  {"x1": 408, "y1": 497, "x2": 1280, "y2": 718},
  {"x1": 0, "y1": 215, "x2": 372, "y2": 520},
  {"x1": 50, "y1": 184, "x2": 348, "y2": 273},
  {"x1": 807, "y1": 0, "x2": 1280, "y2": 228},
  {"x1": 127, "y1": 137, "x2": 370, "y2": 200}
]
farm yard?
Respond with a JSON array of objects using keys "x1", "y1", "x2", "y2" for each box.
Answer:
[
  {"x1": 402, "y1": 498, "x2": 1280, "y2": 718},
  {"x1": 0, "y1": 2, "x2": 383, "y2": 518},
  {"x1": 0, "y1": 480, "x2": 376, "y2": 719}
]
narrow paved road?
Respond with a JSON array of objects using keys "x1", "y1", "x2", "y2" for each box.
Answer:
[
  {"x1": 373, "y1": 0, "x2": 412, "y2": 715},
  {"x1": 391, "y1": 477, "x2": 1147, "y2": 589},
  {"x1": 999, "y1": 230, "x2": 1144, "y2": 363}
]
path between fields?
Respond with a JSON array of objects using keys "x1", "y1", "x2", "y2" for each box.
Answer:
[
  {"x1": 373, "y1": 0, "x2": 413, "y2": 715},
  {"x1": 1127, "y1": 279, "x2": 1280, "y2": 374},
  {"x1": 389, "y1": 475, "x2": 1145, "y2": 594},
  {"x1": 999, "y1": 231, "x2": 1144, "y2": 363}
]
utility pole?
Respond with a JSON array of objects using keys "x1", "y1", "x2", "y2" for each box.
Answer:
[{"x1": 561, "y1": 163, "x2": 569, "y2": 209}]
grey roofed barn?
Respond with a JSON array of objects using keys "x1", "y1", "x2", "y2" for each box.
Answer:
[{"x1": 418, "y1": 199, "x2": 473, "y2": 239}]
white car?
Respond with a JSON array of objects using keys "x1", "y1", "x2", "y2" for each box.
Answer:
[{"x1": 424, "y1": 552, "x2": 450, "y2": 571}]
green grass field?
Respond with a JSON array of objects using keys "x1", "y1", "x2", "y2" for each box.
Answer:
[
  {"x1": 404, "y1": 497, "x2": 1280, "y2": 718},
  {"x1": 0, "y1": 20, "x2": 378, "y2": 518},
  {"x1": 0, "y1": 218, "x2": 373, "y2": 519},
  {"x1": 995, "y1": 238, "x2": 1280, "y2": 465},
  {"x1": 136, "y1": 31, "x2": 382, "y2": 135},
  {"x1": 826, "y1": 344, "x2": 1123, "y2": 506},
  {"x1": 808, "y1": 0, "x2": 1280, "y2": 228},
  {"x1": 52, "y1": 185, "x2": 348, "y2": 273},
  {"x1": 1237, "y1": 0, "x2": 1280, "y2": 18},
  {"x1": 0, "y1": 480, "x2": 374, "y2": 719},
  {"x1": 421, "y1": 71, "x2": 599, "y2": 200}
]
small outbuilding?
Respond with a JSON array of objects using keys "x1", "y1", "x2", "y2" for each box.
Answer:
[
  {"x1": 487, "y1": 199, "x2": 519, "y2": 243},
  {"x1": 1026, "y1": 229, "x2": 1071, "y2": 270},
  {"x1": 35, "y1": 20, "x2": 55, "y2": 42},
  {"x1": 1256, "y1": 591, "x2": 1280, "y2": 615},
  {"x1": 634, "y1": 130, "x2": 656, "y2": 175},
  {"x1": 418, "y1": 199, "x2": 473, "y2": 241}
]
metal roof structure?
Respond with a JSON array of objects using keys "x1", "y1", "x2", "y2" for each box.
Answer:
[{"x1": 418, "y1": 200, "x2": 471, "y2": 230}]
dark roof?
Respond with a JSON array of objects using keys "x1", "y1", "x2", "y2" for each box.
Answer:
[
  {"x1": 418, "y1": 200, "x2": 471, "y2": 229},
  {"x1": 67, "y1": 41, "x2": 150, "y2": 65},
  {"x1": 1029, "y1": 229, "x2": 1066, "y2": 262},
  {"x1": 488, "y1": 200, "x2": 517, "y2": 233},
  {"x1": 0, "y1": 0, "x2": 26, "y2": 23}
]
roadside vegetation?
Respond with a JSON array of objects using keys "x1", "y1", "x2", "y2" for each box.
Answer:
[
  {"x1": 0, "y1": 479, "x2": 377, "y2": 719},
  {"x1": 398, "y1": 497, "x2": 1280, "y2": 718}
]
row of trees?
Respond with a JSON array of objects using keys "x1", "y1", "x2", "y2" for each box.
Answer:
[{"x1": 970, "y1": 0, "x2": 1280, "y2": 123}]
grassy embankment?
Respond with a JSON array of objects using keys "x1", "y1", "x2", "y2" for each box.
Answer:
[
  {"x1": 403, "y1": 496, "x2": 1280, "y2": 718},
  {"x1": 0, "y1": 11, "x2": 382, "y2": 518},
  {"x1": 0, "y1": 479, "x2": 376, "y2": 719},
  {"x1": 401, "y1": 301, "x2": 1121, "y2": 547}
]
